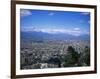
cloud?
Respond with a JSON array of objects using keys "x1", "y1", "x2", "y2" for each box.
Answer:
[
  {"x1": 21, "y1": 27, "x2": 89, "y2": 36},
  {"x1": 74, "y1": 28, "x2": 80, "y2": 30},
  {"x1": 81, "y1": 12, "x2": 90, "y2": 15},
  {"x1": 20, "y1": 9, "x2": 32, "y2": 16},
  {"x1": 48, "y1": 12, "x2": 54, "y2": 16},
  {"x1": 21, "y1": 27, "x2": 35, "y2": 32},
  {"x1": 80, "y1": 20, "x2": 90, "y2": 24}
]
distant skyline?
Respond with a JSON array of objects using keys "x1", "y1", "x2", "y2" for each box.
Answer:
[{"x1": 20, "y1": 9, "x2": 90, "y2": 36}]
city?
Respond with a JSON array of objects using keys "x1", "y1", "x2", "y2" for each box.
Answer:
[{"x1": 20, "y1": 40, "x2": 90, "y2": 69}]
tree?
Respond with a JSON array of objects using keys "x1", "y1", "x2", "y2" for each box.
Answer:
[
  {"x1": 63, "y1": 46, "x2": 79, "y2": 67},
  {"x1": 78, "y1": 46, "x2": 90, "y2": 66}
]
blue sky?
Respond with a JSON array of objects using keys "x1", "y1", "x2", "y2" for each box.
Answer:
[{"x1": 20, "y1": 9, "x2": 90, "y2": 36}]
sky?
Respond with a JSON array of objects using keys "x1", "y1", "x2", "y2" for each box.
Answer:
[{"x1": 20, "y1": 9, "x2": 90, "y2": 36}]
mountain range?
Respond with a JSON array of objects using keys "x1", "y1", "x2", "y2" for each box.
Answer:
[{"x1": 21, "y1": 31, "x2": 90, "y2": 41}]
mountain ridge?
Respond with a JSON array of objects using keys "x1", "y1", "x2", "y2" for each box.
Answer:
[{"x1": 21, "y1": 31, "x2": 90, "y2": 41}]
